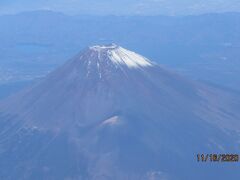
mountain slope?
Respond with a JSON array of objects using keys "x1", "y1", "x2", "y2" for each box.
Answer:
[{"x1": 0, "y1": 45, "x2": 240, "y2": 180}]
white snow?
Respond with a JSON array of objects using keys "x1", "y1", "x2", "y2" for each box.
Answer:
[
  {"x1": 89, "y1": 44, "x2": 153, "y2": 68},
  {"x1": 109, "y1": 47, "x2": 153, "y2": 68},
  {"x1": 101, "y1": 116, "x2": 120, "y2": 126}
]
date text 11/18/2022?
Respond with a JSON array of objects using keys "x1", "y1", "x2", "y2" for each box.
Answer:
[{"x1": 197, "y1": 154, "x2": 239, "y2": 162}]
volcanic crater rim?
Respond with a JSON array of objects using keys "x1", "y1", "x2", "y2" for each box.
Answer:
[{"x1": 89, "y1": 44, "x2": 119, "y2": 51}]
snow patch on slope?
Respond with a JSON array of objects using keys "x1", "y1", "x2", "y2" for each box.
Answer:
[{"x1": 109, "y1": 47, "x2": 153, "y2": 68}]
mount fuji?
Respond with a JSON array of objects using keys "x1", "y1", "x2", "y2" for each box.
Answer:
[{"x1": 0, "y1": 44, "x2": 240, "y2": 179}]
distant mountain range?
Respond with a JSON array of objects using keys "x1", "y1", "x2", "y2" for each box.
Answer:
[
  {"x1": 0, "y1": 45, "x2": 239, "y2": 179},
  {"x1": 0, "y1": 11, "x2": 239, "y2": 92}
]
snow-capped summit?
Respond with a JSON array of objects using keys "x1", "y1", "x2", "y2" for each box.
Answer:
[
  {"x1": 84, "y1": 44, "x2": 153, "y2": 68},
  {"x1": 57, "y1": 44, "x2": 155, "y2": 81}
]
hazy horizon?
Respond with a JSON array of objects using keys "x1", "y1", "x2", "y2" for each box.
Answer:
[{"x1": 1, "y1": 0, "x2": 240, "y2": 16}]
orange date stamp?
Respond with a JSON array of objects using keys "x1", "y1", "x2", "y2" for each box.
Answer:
[{"x1": 197, "y1": 154, "x2": 239, "y2": 162}]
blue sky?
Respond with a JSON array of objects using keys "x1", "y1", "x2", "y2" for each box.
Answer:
[{"x1": 0, "y1": 0, "x2": 240, "y2": 15}]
